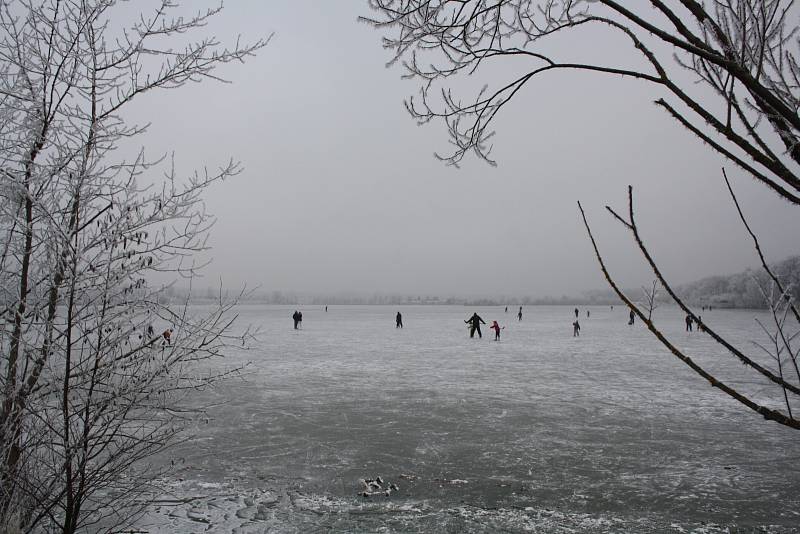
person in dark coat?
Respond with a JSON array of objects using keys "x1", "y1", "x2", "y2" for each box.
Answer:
[
  {"x1": 465, "y1": 312, "x2": 486, "y2": 338},
  {"x1": 396, "y1": 311, "x2": 403, "y2": 328}
]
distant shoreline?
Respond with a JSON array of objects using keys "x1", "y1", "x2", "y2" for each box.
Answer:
[
  {"x1": 164, "y1": 254, "x2": 798, "y2": 311},
  {"x1": 182, "y1": 298, "x2": 766, "y2": 310}
]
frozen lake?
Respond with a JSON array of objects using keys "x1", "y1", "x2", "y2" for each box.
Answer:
[{"x1": 139, "y1": 305, "x2": 799, "y2": 533}]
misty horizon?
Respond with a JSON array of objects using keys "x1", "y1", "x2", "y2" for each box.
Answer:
[
  {"x1": 170, "y1": 251, "x2": 799, "y2": 304},
  {"x1": 121, "y1": 1, "x2": 799, "y2": 299}
]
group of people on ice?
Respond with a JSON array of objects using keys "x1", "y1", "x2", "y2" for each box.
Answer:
[
  {"x1": 685, "y1": 313, "x2": 703, "y2": 332},
  {"x1": 464, "y1": 312, "x2": 506, "y2": 340},
  {"x1": 290, "y1": 306, "x2": 710, "y2": 338}
]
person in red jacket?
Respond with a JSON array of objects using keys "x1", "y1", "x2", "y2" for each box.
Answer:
[{"x1": 489, "y1": 320, "x2": 504, "y2": 341}]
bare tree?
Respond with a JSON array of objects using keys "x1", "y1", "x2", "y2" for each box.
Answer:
[
  {"x1": 0, "y1": 1, "x2": 266, "y2": 532},
  {"x1": 640, "y1": 280, "x2": 661, "y2": 321},
  {"x1": 364, "y1": 1, "x2": 800, "y2": 430},
  {"x1": 753, "y1": 278, "x2": 799, "y2": 420}
]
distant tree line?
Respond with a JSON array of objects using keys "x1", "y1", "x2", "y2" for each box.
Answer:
[
  {"x1": 678, "y1": 256, "x2": 800, "y2": 309},
  {"x1": 181, "y1": 255, "x2": 798, "y2": 308},
  {"x1": 578, "y1": 256, "x2": 800, "y2": 309}
]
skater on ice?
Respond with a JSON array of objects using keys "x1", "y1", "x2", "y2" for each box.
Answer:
[
  {"x1": 489, "y1": 320, "x2": 504, "y2": 341},
  {"x1": 465, "y1": 312, "x2": 486, "y2": 338}
]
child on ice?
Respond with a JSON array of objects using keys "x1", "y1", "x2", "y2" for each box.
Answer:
[{"x1": 490, "y1": 320, "x2": 504, "y2": 341}]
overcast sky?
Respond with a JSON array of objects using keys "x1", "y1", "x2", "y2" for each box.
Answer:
[{"x1": 122, "y1": 1, "x2": 799, "y2": 298}]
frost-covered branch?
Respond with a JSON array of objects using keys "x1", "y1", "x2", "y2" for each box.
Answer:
[
  {"x1": 580, "y1": 186, "x2": 800, "y2": 430},
  {"x1": 365, "y1": 1, "x2": 800, "y2": 203}
]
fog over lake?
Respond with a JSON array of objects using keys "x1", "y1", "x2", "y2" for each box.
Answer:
[{"x1": 121, "y1": 1, "x2": 799, "y2": 298}]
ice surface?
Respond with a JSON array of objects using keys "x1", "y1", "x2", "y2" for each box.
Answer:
[{"x1": 135, "y1": 305, "x2": 799, "y2": 533}]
